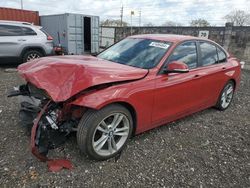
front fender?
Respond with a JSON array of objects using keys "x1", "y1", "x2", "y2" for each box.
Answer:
[
  {"x1": 71, "y1": 86, "x2": 129, "y2": 110},
  {"x1": 70, "y1": 78, "x2": 156, "y2": 134}
]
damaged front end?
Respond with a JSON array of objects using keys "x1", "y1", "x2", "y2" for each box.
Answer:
[{"x1": 8, "y1": 83, "x2": 84, "y2": 161}]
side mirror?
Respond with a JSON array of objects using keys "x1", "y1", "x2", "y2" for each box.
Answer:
[{"x1": 164, "y1": 61, "x2": 189, "y2": 73}]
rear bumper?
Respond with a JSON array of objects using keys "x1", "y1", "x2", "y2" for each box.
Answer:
[{"x1": 44, "y1": 42, "x2": 55, "y2": 56}]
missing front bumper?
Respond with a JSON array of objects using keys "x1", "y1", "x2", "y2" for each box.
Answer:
[{"x1": 8, "y1": 84, "x2": 76, "y2": 171}]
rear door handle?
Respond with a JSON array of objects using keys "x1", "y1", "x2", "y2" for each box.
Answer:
[
  {"x1": 222, "y1": 67, "x2": 226, "y2": 70},
  {"x1": 18, "y1": 39, "x2": 26, "y2": 41}
]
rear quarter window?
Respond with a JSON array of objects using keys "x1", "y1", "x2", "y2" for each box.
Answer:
[{"x1": 22, "y1": 27, "x2": 37, "y2": 36}]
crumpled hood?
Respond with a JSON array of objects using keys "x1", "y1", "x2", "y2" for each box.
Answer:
[{"x1": 18, "y1": 55, "x2": 148, "y2": 102}]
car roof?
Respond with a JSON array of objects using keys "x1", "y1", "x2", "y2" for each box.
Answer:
[
  {"x1": 0, "y1": 20, "x2": 32, "y2": 25},
  {"x1": 0, "y1": 20, "x2": 41, "y2": 29},
  {"x1": 130, "y1": 34, "x2": 210, "y2": 43}
]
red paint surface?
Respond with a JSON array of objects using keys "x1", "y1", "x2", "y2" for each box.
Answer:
[
  {"x1": 19, "y1": 35, "x2": 241, "y2": 135},
  {"x1": 18, "y1": 55, "x2": 148, "y2": 102},
  {"x1": 47, "y1": 160, "x2": 73, "y2": 172}
]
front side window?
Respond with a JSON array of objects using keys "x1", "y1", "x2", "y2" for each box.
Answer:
[
  {"x1": 22, "y1": 27, "x2": 37, "y2": 35},
  {"x1": 0, "y1": 25, "x2": 23, "y2": 36},
  {"x1": 200, "y1": 42, "x2": 218, "y2": 66},
  {"x1": 97, "y1": 38, "x2": 171, "y2": 69},
  {"x1": 168, "y1": 41, "x2": 197, "y2": 69}
]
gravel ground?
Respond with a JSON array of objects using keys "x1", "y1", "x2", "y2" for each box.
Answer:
[{"x1": 0, "y1": 67, "x2": 249, "y2": 188}]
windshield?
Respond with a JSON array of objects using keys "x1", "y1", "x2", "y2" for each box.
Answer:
[{"x1": 97, "y1": 38, "x2": 171, "y2": 69}]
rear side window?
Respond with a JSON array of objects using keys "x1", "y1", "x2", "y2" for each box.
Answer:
[
  {"x1": 217, "y1": 47, "x2": 227, "y2": 63},
  {"x1": 168, "y1": 41, "x2": 198, "y2": 69},
  {"x1": 0, "y1": 25, "x2": 23, "y2": 36},
  {"x1": 200, "y1": 42, "x2": 218, "y2": 66},
  {"x1": 22, "y1": 27, "x2": 37, "y2": 35}
]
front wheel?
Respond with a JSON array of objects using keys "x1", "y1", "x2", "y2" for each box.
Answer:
[
  {"x1": 77, "y1": 104, "x2": 133, "y2": 160},
  {"x1": 215, "y1": 80, "x2": 235, "y2": 111}
]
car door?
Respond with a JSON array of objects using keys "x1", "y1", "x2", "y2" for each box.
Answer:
[
  {"x1": 0, "y1": 24, "x2": 24, "y2": 57},
  {"x1": 152, "y1": 41, "x2": 206, "y2": 127},
  {"x1": 19, "y1": 26, "x2": 43, "y2": 50},
  {"x1": 196, "y1": 41, "x2": 231, "y2": 105}
]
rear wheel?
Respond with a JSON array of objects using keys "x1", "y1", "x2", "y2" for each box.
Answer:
[
  {"x1": 77, "y1": 104, "x2": 133, "y2": 160},
  {"x1": 215, "y1": 81, "x2": 235, "y2": 111},
  {"x1": 22, "y1": 50, "x2": 43, "y2": 63}
]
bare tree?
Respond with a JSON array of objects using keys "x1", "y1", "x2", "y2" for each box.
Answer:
[
  {"x1": 101, "y1": 19, "x2": 128, "y2": 27},
  {"x1": 162, "y1": 20, "x2": 182, "y2": 26},
  {"x1": 190, "y1": 19, "x2": 210, "y2": 27},
  {"x1": 224, "y1": 10, "x2": 250, "y2": 26}
]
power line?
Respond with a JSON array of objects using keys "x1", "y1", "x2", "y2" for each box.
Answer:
[
  {"x1": 4, "y1": 0, "x2": 248, "y2": 25},
  {"x1": 75, "y1": 4, "x2": 249, "y2": 19},
  {"x1": 116, "y1": 0, "x2": 249, "y2": 10},
  {"x1": 123, "y1": 0, "x2": 248, "y2": 7}
]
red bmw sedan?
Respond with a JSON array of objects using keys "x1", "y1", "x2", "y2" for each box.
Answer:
[{"x1": 10, "y1": 34, "x2": 241, "y2": 161}]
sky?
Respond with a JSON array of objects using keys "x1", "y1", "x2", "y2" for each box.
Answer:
[{"x1": 0, "y1": 0, "x2": 250, "y2": 26}]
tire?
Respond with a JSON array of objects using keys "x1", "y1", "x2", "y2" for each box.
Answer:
[
  {"x1": 22, "y1": 50, "x2": 43, "y2": 63},
  {"x1": 77, "y1": 104, "x2": 133, "y2": 160},
  {"x1": 215, "y1": 80, "x2": 235, "y2": 111}
]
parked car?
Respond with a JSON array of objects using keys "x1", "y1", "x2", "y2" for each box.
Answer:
[
  {"x1": 0, "y1": 20, "x2": 54, "y2": 63},
  {"x1": 9, "y1": 34, "x2": 241, "y2": 161}
]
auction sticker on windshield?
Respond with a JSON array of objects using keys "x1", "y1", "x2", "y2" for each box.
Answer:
[{"x1": 149, "y1": 42, "x2": 170, "y2": 49}]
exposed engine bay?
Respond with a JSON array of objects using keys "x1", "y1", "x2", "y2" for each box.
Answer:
[{"x1": 8, "y1": 83, "x2": 85, "y2": 160}]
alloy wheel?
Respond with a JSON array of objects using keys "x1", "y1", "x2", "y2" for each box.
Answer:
[
  {"x1": 26, "y1": 53, "x2": 40, "y2": 61},
  {"x1": 92, "y1": 113, "x2": 130, "y2": 156},
  {"x1": 221, "y1": 83, "x2": 234, "y2": 109}
]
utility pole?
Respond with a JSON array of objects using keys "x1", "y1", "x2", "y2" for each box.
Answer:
[
  {"x1": 120, "y1": 5, "x2": 123, "y2": 27},
  {"x1": 21, "y1": 0, "x2": 23, "y2": 9},
  {"x1": 139, "y1": 9, "x2": 141, "y2": 27},
  {"x1": 130, "y1": 11, "x2": 134, "y2": 35},
  {"x1": 139, "y1": 9, "x2": 141, "y2": 34}
]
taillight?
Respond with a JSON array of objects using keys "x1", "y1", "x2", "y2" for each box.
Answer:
[{"x1": 47, "y1": 35, "x2": 53, "y2": 41}]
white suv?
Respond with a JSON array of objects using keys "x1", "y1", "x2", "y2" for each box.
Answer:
[{"x1": 0, "y1": 20, "x2": 54, "y2": 63}]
